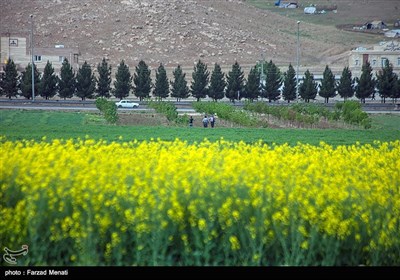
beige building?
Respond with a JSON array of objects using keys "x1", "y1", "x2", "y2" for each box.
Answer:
[
  {"x1": 349, "y1": 41, "x2": 400, "y2": 77},
  {"x1": 0, "y1": 34, "x2": 80, "y2": 72}
]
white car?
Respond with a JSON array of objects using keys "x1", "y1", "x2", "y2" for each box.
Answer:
[{"x1": 115, "y1": 100, "x2": 139, "y2": 108}]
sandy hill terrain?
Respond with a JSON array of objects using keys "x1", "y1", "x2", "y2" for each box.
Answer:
[{"x1": 1, "y1": 0, "x2": 398, "y2": 73}]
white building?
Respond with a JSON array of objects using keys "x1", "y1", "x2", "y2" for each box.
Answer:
[
  {"x1": 349, "y1": 41, "x2": 400, "y2": 77},
  {"x1": 0, "y1": 33, "x2": 79, "y2": 72}
]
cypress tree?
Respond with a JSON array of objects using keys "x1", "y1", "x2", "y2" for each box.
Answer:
[
  {"x1": 153, "y1": 63, "x2": 169, "y2": 100},
  {"x1": 170, "y1": 65, "x2": 189, "y2": 102},
  {"x1": 19, "y1": 63, "x2": 40, "y2": 99},
  {"x1": 225, "y1": 61, "x2": 244, "y2": 102},
  {"x1": 299, "y1": 69, "x2": 318, "y2": 103},
  {"x1": 376, "y1": 60, "x2": 397, "y2": 103},
  {"x1": 113, "y1": 60, "x2": 132, "y2": 100},
  {"x1": 355, "y1": 61, "x2": 375, "y2": 103},
  {"x1": 2, "y1": 59, "x2": 19, "y2": 99},
  {"x1": 264, "y1": 60, "x2": 282, "y2": 102},
  {"x1": 58, "y1": 58, "x2": 76, "y2": 100},
  {"x1": 0, "y1": 71, "x2": 4, "y2": 96},
  {"x1": 337, "y1": 66, "x2": 354, "y2": 101},
  {"x1": 319, "y1": 65, "x2": 336, "y2": 103},
  {"x1": 392, "y1": 75, "x2": 400, "y2": 103},
  {"x1": 76, "y1": 61, "x2": 95, "y2": 100},
  {"x1": 282, "y1": 64, "x2": 297, "y2": 103},
  {"x1": 40, "y1": 61, "x2": 58, "y2": 100},
  {"x1": 208, "y1": 63, "x2": 226, "y2": 101},
  {"x1": 96, "y1": 58, "x2": 112, "y2": 98},
  {"x1": 191, "y1": 59, "x2": 209, "y2": 102},
  {"x1": 133, "y1": 60, "x2": 152, "y2": 101},
  {"x1": 244, "y1": 66, "x2": 260, "y2": 101}
]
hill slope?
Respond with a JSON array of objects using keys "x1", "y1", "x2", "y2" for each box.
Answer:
[{"x1": 0, "y1": 0, "x2": 391, "y2": 72}]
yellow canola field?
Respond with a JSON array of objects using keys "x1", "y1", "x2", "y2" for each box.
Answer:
[{"x1": 1, "y1": 138, "x2": 399, "y2": 265}]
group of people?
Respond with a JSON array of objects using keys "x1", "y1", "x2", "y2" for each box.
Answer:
[{"x1": 189, "y1": 114, "x2": 217, "y2": 128}]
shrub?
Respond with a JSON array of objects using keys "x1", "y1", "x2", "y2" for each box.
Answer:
[
  {"x1": 148, "y1": 101, "x2": 181, "y2": 123},
  {"x1": 336, "y1": 101, "x2": 371, "y2": 128},
  {"x1": 194, "y1": 101, "x2": 258, "y2": 127},
  {"x1": 95, "y1": 98, "x2": 118, "y2": 124}
]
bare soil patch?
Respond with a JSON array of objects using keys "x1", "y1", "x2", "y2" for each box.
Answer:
[
  {"x1": 117, "y1": 111, "x2": 350, "y2": 129},
  {"x1": 117, "y1": 112, "x2": 235, "y2": 128},
  {"x1": 258, "y1": 114, "x2": 354, "y2": 129},
  {"x1": 118, "y1": 112, "x2": 170, "y2": 126}
]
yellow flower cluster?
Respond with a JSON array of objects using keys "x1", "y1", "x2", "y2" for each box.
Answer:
[{"x1": 1, "y1": 138, "x2": 399, "y2": 265}]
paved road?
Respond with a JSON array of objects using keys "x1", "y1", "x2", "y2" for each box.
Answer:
[
  {"x1": 0, "y1": 101, "x2": 398, "y2": 114},
  {"x1": 0, "y1": 105, "x2": 196, "y2": 113},
  {"x1": 364, "y1": 110, "x2": 400, "y2": 114}
]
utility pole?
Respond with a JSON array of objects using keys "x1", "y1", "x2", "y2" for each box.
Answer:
[
  {"x1": 296, "y1": 21, "x2": 300, "y2": 99},
  {"x1": 260, "y1": 52, "x2": 266, "y2": 89},
  {"x1": 30, "y1": 14, "x2": 35, "y2": 102}
]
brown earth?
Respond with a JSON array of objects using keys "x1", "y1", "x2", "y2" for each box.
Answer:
[
  {"x1": 118, "y1": 112, "x2": 170, "y2": 126},
  {"x1": 1, "y1": 0, "x2": 398, "y2": 75},
  {"x1": 117, "y1": 112, "x2": 239, "y2": 127},
  {"x1": 117, "y1": 111, "x2": 350, "y2": 129}
]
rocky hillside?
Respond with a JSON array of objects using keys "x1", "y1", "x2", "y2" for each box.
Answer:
[{"x1": 0, "y1": 0, "x2": 386, "y2": 72}]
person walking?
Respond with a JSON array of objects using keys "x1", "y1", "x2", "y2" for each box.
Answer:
[
  {"x1": 202, "y1": 115, "x2": 209, "y2": 128},
  {"x1": 209, "y1": 114, "x2": 215, "y2": 128},
  {"x1": 189, "y1": 116, "x2": 194, "y2": 127}
]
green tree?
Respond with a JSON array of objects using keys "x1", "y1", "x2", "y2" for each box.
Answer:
[
  {"x1": 76, "y1": 61, "x2": 95, "y2": 100},
  {"x1": 392, "y1": 75, "x2": 400, "y2": 103},
  {"x1": 133, "y1": 60, "x2": 152, "y2": 101},
  {"x1": 96, "y1": 58, "x2": 112, "y2": 98},
  {"x1": 40, "y1": 61, "x2": 58, "y2": 100},
  {"x1": 282, "y1": 64, "x2": 296, "y2": 103},
  {"x1": 263, "y1": 60, "x2": 282, "y2": 102},
  {"x1": 19, "y1": 63, "x2": 40, "y2": 99},
  {"x1": 191, "y1": 60, "x2": 209, "y2": 101},
  {"x1": 0, "y1": 71, "x2": 4, "y2": 96},
  {"x1": 244, "y1": 66, "x2": 260, "y2": 101},
  {"x1": 376, "y1": 60, "x2": 397, "y2": 103},
  {"x1": 337, "y1": 66, "x2": 354, "y2": 101},
  {"x1": 299, "y1": 69, "x2": 318, "y2": 103},
  {"x1": 355, "y1": 61, "x2": 375, "y2": 103},
  {"x1": 58, "y1": 58, "x2": 76, "y2": 100},
  {"x1": 225, "y1": 61, "x2": 244, "y2": 102},
  {"x1": 153, "y1": 63, "x2": 169, "y2": 100},
  {"x1": 319, "y1": 65, "x2": 336, "y2": 103},
  {"x1": 208, "y1": 63, "x2": 226, "y2": 101},
  {"x1": 1, "y1": 59, "x2": 19, "y2": 99},
  {"x1": 170, "y1": 65, "x2": 189, "y2": 102},
  {"x1": 113, "y1": 60, "x2": 132, "y2": 100}
]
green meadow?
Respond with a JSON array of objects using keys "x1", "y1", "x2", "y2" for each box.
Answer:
[{"x1": 1, "y1": 109, "x2": 399, "y2": 145}]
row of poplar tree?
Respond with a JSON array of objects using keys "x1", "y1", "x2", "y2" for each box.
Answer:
[{"x1": 1, "y1": 58, "x2": 399, "y2": 103}]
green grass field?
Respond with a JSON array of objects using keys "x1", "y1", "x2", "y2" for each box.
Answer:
[{"x1": 1, "y1": 110, "x2": 399, "y2": 145}]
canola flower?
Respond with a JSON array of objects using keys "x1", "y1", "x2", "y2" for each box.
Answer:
[{"x1": 1, "y1": 138, "x2": 399, "y2": 265}]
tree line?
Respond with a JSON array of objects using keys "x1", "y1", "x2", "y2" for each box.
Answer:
[{"x1": 1, "y1": 58, "x2": 399, "y2": 103}]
